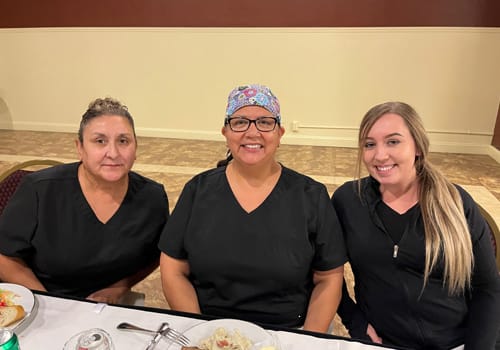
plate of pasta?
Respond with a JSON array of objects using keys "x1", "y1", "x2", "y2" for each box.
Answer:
[{"x1": 168, "y1": 318, "x2": 279, "y2": 350}]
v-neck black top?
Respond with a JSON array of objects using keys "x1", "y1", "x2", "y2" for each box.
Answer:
[
  {"x1": 0, "y1": 162, "x2": 169, "y2": 297},
  {"x1": 332, "y1": 176, "x2": 500, "y2": 350},
  {"x1": 376, "y1": 201, "x2": 418, "y2": 245},
  {"x1": 159, "y1": 165, "x2": 347, "y2": 327}
]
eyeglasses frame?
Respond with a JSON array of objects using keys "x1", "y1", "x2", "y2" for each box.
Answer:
[{"x1": 224, "y1": 116, "x2": 280, "y2": 132}]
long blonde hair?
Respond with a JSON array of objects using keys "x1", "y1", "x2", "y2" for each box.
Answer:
[{"x1": 356, "y1": 102, "x2": 473, "y2": 295}]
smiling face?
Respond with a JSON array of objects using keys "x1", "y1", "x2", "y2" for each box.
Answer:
[
  {"x1": 77, "y1": 115, "x2": 137, "y2": 184},
  {"x1": 222, "y1": 105, "x2": 285, "y2": 167},
  {"x1": 362, "y1": 113, "x2": 420, "y2": 190}
]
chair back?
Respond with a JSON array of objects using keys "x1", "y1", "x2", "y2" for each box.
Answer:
[
  {"x1": 0, "y1": 159, "x2": 62, "y2": 216},
  {"x1": 477, "y1": 203, "x2": 500, "y2": 271}
]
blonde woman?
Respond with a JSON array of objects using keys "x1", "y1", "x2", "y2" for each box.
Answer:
[{"x1": 332, "y1": 102, "x2": 500, "y2": 349}]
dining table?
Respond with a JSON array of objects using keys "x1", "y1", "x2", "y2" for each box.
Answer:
[{"x1": 15, "y1": 291, "x2": 408, "y2": 350}]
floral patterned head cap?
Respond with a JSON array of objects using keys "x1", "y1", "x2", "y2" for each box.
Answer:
[{"x1": 225, "y1": 84, "x2": 281, "y2": 123}]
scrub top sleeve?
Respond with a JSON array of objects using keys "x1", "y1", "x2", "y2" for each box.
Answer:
[
  {"x1": 330, "y1": 182, "x2": 349, "y2": 217},
  {"x1": 458, "y1": 187, "x2": 500, "y2": 349},
  {"x1": 465, "y1": 243, "x2": 500, "y2": 349},
  {"x1": 312, "y1": 186, "x2": 347, "y2": 271},
  {"x1": 158, "y1": 185, "x2": 170, "y2": 212},
  {"x1": 156, "y1": 185, "x2": 171, "y2": 224},
  {"x1": 337, "y1": 280, "x2": 370, "y2": 341},
  {"x1": 0, "y1": 176, "x2": 38, "y2": 257},
  {"x1": 158, "y1": 180, "x2": 195, "y2": 259}
]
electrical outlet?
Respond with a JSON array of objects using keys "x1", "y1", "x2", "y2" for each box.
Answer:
[{"x1": 292, "y1": 121, "x2": 299, "y2": 132}]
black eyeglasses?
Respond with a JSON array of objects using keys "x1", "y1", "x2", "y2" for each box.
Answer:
[{"x1": 225, "y1": 116, "x2": 279, "y2": 132}]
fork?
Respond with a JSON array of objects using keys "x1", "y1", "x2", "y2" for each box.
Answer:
[
  {"x1": 162, "y1": 325, "x2": 190, "y2": 347},
  {"x1": 117, "y1": 322, "x2": 190, "y2": 347}
]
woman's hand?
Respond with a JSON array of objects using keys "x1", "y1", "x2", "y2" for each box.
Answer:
[
  {"x1": 366, "y1": 323, "x2": 382, "y2": 343},
  {"x1": 86, "y1": 286, "x2": 130, "y2": 304},
  {"x1": 86, "y1": 259, "x2": 159, "y2": 304}
]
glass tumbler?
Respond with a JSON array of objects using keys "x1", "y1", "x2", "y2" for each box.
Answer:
[{"x1": 63, "y1": 328, "x2": 114, "y2": 350}]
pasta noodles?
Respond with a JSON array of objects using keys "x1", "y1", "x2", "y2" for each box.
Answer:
[{"x1": 199, "y1": 327, "x2": 252, "y2": 350}]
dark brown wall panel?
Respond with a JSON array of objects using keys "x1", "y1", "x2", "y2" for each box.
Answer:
[{"x1": 1, "y1": 0, "x2": 499, "y2": 28}]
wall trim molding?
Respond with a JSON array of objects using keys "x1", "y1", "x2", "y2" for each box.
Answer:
[{"x1": 2, "y1": 27, "x2": 500, "y2": 35}]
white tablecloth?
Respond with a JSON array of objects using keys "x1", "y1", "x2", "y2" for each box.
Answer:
[{"x1": 16, "y1": 293, "x2": 401, "y2": 350}]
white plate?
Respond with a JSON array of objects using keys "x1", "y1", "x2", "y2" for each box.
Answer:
[
  {"x1": 0, "y1": 283, "x2": 36, "y2": 330},
  {"x1": 166, "y1": 318, "x2": 279, "y2": 350}
]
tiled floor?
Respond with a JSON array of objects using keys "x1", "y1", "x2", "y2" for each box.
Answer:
[{"x1": 1, "y1": 129, "x2": 499, "y2": 336}]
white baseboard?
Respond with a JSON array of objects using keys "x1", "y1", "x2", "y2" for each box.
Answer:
[{"x1": 486, "y1": 145, "x2": 500, "y2": 163}]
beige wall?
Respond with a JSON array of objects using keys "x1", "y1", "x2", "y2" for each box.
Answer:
[{"x1": 1, "y1": 27, "x2": 499, "y2": 160}]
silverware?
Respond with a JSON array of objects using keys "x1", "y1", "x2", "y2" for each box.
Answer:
[
  {"x1": 117, "y1": 322, "x2": 160, "y2": 336},
  {"x1": 145, "y1": 323, "x2": 169, "y2": 350},
  {"x1": 162, "y1": 325, "x2": 190, "y2": 347},
  {"x1": 117, "y1": 322, "x2": 190, "y2": 348}
]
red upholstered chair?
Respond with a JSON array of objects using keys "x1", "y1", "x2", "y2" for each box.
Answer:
[{"x1": 0, "y1": 159, "x2": 62, "y2": 216}]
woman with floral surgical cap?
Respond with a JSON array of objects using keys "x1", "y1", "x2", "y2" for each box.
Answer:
[{"x1": 159, "y1": 84, "x2": 347, "y2": 332}]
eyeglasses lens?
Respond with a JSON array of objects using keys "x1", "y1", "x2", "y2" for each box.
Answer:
[{"x1": 228, "y1": 117, "x2": 277, "y2": 132}]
